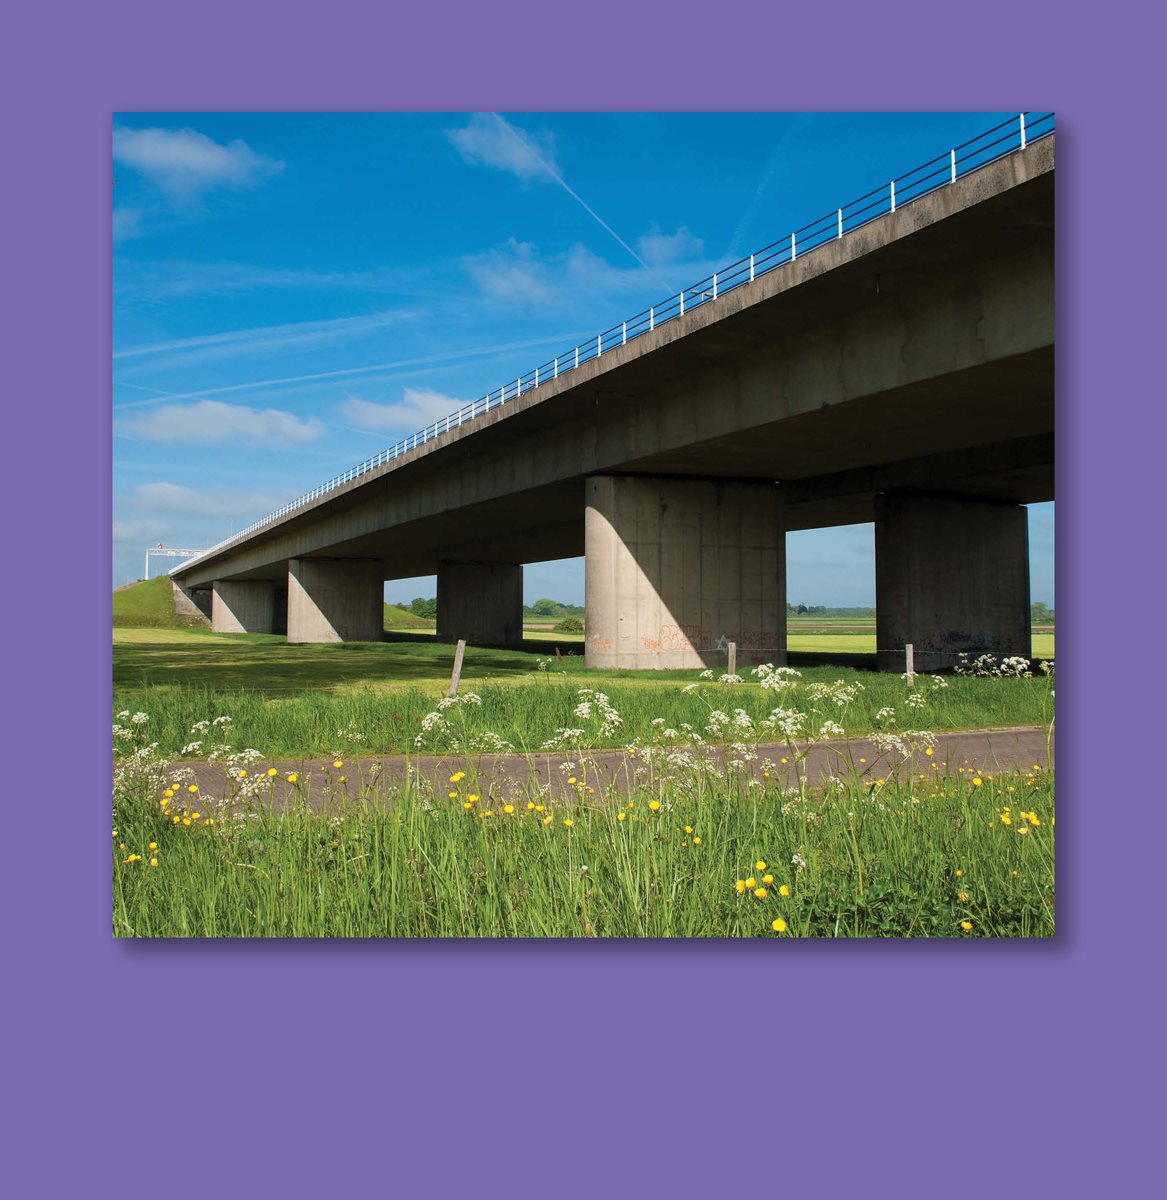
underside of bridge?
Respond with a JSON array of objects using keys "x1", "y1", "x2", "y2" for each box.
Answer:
[{"x1": 175, "y1": 137, "x2": 1054, "y2": 670}]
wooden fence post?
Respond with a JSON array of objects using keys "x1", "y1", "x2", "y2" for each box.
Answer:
[{"x1": 449, "y1": 639, "x2": 466, "y2": 697}]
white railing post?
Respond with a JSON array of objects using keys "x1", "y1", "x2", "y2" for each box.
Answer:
[
  {"x1": 622, "y1": 320, "x2": 626, "y2": 345},
  {"x1": 950, "y1": 149, "x2": 957, "y2": 183},
  {"x1": 597, "y1": 333, "x2": 602, "y2": 357},
  {"x1": 712, "y1": 272, "x2": 718, "y2": 299},
  {"x1": 749, "y1": 254, "x2": 754, "y2": 281},
  {"x1": 515, "y1": 376, "x2": 521, "y2": 396},
  {"x1": 535, "y1": 365, "x2": 539, "y2": 387},
  {"x1": 649, "y1": 306, "x2": 654, "y2": 330},
  {"x1": 679, "y1": 290, "x2": 684, "y2": 315},
  {"x1": 574, "y1": 346, "x2": 579, "y2": 369},
  {"x1": 554, "y1": 356, "x2": 558, "y2": 378},
  {"x1": 791, "y1": 232, "x2": 796, "y2": 261},
  {"x1": 837, "y1": 208, "x2": 843, "y2": 239},
  {"x1": 1019, "y1": 112, "x2": 1027, "y2": 149},
  {"x1": 890, "y1": 180, "x2": 896, "y2": 212}
]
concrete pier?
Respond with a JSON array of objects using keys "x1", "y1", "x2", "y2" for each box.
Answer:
[
  {"x1": 211, "y1": 579, "x2": 276, "y2": 634},
  {"x1": 875, "y1": 493, "x2": 1031, "y2": 672},
  {"x1": 436, "y1": 561, "x2": 523, "y2": 646},
  {"x1": 585, "y1": 475, "x2": 785, "y2": 670},
  {"x1": 287, "y1": 558, "x2": 384, "y2": 643}
]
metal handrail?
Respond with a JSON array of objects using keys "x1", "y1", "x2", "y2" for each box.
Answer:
[{"x1": 174, "y1": 113, "x2": 1054, "y2": 573}]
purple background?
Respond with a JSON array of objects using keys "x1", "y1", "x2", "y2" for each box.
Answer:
[{"x1": 7, "y1": 1, "x2": 1158, "y2": 1194}]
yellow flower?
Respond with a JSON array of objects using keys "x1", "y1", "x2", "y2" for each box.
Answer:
[
  {"x1": 648, "y1": 800, "x2": 660, "y2": 812},
  {"x1": 925, "y1": 748, "x2": 934, "y2": 756},
  {"x1": 118, "y1": 842, "x2": 126, "y2": 851},
  {"x1": 206, "y1": 818, "x2": 214, "y2": 826},
  {"x1": 859, "y1": 758, "x2": 866, "y2": 765},
  {"x1": 339, "y1": 776, "x2": 346, "y2": 783},
  {"x1": 1017, "y1": 827, "x2": 1030, "y2": 836},
  {"x1": 112, "y1": 829, "x2": 118, "y2": 838},
  {"x1": 542, "y1": 816, "x2": 552, "y2": 826},
  {"x1": 780, "y1": 757, "x2": 788, "y2": 764},
  {"x1": 503, "y1": 804, "x2": 515, "y2": 815},
  {"x1": 754, "y1": 887, "x2": 768, "y2": 899},
  {"x1": 755, "y1": 860, "x2": 767, "y2": 871},
  {"x1": 287, "y1": 773, "x2": 299, "y2": 783},
  {"x1": 149, "y1": 858, "x2": 158, "y2": 868},
  {"x1": 448, "y1": 791, "x2": 458, "y2": 799},
  {"x1": 762, "y1": 771, "x2": 770, "y2": 779},
  {"x1": 187, "y1": 784, "x2": 198, "y2": 794},
  {"x1": 684, "y1": 826, "x2": 692, "y2": 834},
  {"x1": 182, "y1": 818, "x2": 191, "y2": 826},
  {"x1": 172, "y1": 816, "x2": 180, "y2": 824},
  {"x1": 148, "y1": 842, "x2": 157, "y2": 851},
  {"x1": 971, "y1": 778, "x2": 983, "y2": 787},
  {"x1": 762, "y1": 874, "x2": 774, "y2": 886},
  {"x1": 735, "y1": 880, "x2": 747, "y2": 894},
  {"x1": 467, "y1": 794, "x2": 479, "y2": 803},
  {"x1": 333, "y1": 760, "x2": 343, "y2": 769},
  {"x1": 955, "y1": 869, "x2": 964, "y2": 878},
  {"x1": 745, "y1": 877, "x2": 756, "y2": 889},
  {"x1": 267, "y1": 767, "x2": 278, "y2": 777},
  {"x1": 527, "y1": 801, "x2": 536, "y2": 811},
  {"x1": 692, "y1": 837, "x2": 701, "y2": 846},
  {"x1": 237, "y1": 769, "x2": 247, "y2": 779},
  {"x1": 778, "y1": 884, "x2": 789, "y2": 897},
  {"x1": 772, "y1": 918, "x2": 787, "y2": 933},
  {"x1": 450, "y1": 772, "x2": 466, "y2": 783},
  {"x1": 124, "y1": 854, "x2": 141, "y2": 863},
  {"x1": 535, "y1": 804, "x2": 544, "y2": 813},
  {"x1": 957, "y1": 891, "x2": 970, "y2": 903},
  {"x1": 617, "y1": 812, "x2": 626, "y2": 822},
  {"x1": 563, "y1": 819, "x2": 573, "y2": 828},
  {"x1": 568, "y1": 777, "x2": 577, "y2": 785},
  {"x1": 463, "y1": 802, "x2": 473, "y2": 811},
  {"x1": 961, "y1": 920, "x2": 972, "y2": 931}
]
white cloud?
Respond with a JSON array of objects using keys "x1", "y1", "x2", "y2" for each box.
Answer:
[
  {"x1": 339, "y1": 388, "x2": 467, "y2": 433},
  {"x1": 112, "y1": 206, "x2": 143, "y2": 241},
  {"x1": 637, "y1": 225, "x2": 704, "y2": 266},
  {"x1": 113, "y1": 125, "x2": 284, "y2": 197},
  {"x1": 121, "y1": 399, "x2": 322, "y2": 446},
  {"x1": 446, "y1": 113, "x2": 557, "y2": 182},
  {"x1": 132, "y1": 482, "x2": 285, "y2": 520},
  {"x1": 465, "y1": 238, "x2": 552, "y2": 305}
]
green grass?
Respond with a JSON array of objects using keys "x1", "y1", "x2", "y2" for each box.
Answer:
[
  {"x1": 112, "y1": 753, "x2": 1054, "y2": 938},
  {"x1": 113, "y1": 576, "x2": 207, "y2": 628},
  {"x1": 114, "y1": 624, "x2": 1054, "y2": 758}
]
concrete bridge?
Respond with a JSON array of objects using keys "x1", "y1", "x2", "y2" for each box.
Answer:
[{"x1": 173, "y1": 132, "x2": 1053, "y2": 672}]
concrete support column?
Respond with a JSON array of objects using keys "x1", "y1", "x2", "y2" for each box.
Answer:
[
  {"x1": 211, "y1": 579, "x2": 276, "y2": 634},
  {"x1": 287, "y1": 558, "x2": 384, "y2": 643},
  {"x1": 436, "y1": 561, "x2": 523, "y2": 646},
  {"x1": 173, "y1": 581, "x2": 211, "y2": 625},
  {"x1": 875, "y1": 493, "x2": 1030, "y2": 672},
  {"x1": 585, "y1": 475, "x2": 786, "y2": 670}
]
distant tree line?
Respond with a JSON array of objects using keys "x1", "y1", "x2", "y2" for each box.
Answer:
[{"x1": 1030, "y1": 601, "x2": 1054, "y2": 624}]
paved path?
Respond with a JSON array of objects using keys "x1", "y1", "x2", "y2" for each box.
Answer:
[{"x1": 150, "y1": 725, "x2": 1053, "y2": 814}]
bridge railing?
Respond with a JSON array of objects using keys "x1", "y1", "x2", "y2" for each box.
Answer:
[{"x1": 175, "y1": 112, "x2": 1054, "y2": 571}]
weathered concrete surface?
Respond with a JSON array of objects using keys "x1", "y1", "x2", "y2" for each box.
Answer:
[
  {"x1": 585, "y1": 476, "x2": 785, "y2": 670},
  {"x1": 172, "y1": 581, "x2": 211, "y2": 625},
  {"x1": 174, "y1": 137, "x2": 1054, "y2": 594},
  {"x1": 436, "y1": 561, "x2": 523, "y2": 646},
  {"x1": 211, "y1": 579, "x2": 276, "y2": 634},
  {"x1": 875, "y1": 493, "x2": 1030, "y2": 672},
  {"x1": 287, "y1": 558, "x2": 384, "y2": 643}
]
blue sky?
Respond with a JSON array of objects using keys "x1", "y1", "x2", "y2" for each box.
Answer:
[{"x1": 112, "y1": 111, "x2": 1054, "y2": 606}]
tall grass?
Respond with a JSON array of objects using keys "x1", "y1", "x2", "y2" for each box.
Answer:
[
  {"x1": 113, "y1": 670, "x2": 1054, "y2": 758},
  {"x1": 112, "y1": 758, "x2": 1054, "y2": 938}
]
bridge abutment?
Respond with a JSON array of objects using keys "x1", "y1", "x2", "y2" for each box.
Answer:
[
  {"x1": 875, "y1": 493, "x2": 1031, "y2": 672},
  {"x1": 436, "y1": 561, "x2": 523, "y2": 647},
  {"x1": 584, "y1": 475, "x2": 786, "y2": 671},
  {"x1": 211, "y1": 579, "x2": 276, "y2": 634},
  {"x1": 287, "y1": 558, "x2": 384, "y2": 643}
]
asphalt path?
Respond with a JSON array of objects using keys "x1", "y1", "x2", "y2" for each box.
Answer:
[{"x1": 149, "y1": 725, "x2": 1053, "y2": 815}]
